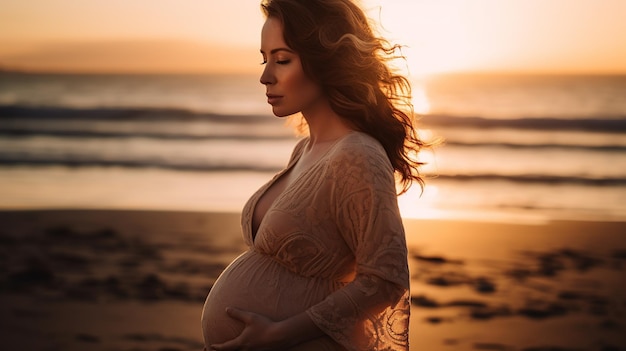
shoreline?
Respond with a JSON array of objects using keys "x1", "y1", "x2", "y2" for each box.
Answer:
[{"x1": 3, "y1": 206, "x2": 626, "y2": 224}]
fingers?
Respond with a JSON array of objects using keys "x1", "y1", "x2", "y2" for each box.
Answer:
[
  {"x1": 210, "y1": 338, "x2": 241, "y2": 351},
  {"x1": 211, "y1": 308, "x2": 274, "y2": 350},
  {"x1": 210, "y1": 308, "x2": 251, "y2": 350},
  {"x1": 226, "y1": 307, "x2": 253, "y2": 324}
]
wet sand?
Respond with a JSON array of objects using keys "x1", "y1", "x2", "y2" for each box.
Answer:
[{"x1": 0, "y1": 210, "x2": 624, "y2": 351}]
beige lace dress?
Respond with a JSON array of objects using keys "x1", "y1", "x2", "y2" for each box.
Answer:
[{"x1": 201, "y1": 131, "x2": 410, "y2": 350}]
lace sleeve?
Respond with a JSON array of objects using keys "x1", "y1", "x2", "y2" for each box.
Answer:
[{"x1": 306, "y1": 137, "x2": 410, "y2": 351}]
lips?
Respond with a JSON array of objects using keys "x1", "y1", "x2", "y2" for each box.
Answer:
[{"x1": 266, "y1": 94, "x2": 283, "y2": 105}]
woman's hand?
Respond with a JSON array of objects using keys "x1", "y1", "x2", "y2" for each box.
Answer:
[{"x1": 210, "y1": 307, "x2": 287, "y2": 351}]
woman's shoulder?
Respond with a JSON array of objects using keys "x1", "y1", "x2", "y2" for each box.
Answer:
[
  {"x1": 332, "y1": 131, "x2": 388, "y2": 161},
  {"x1": 328, "y1": 131, "x2": 392, "y2": 173},
  {"x1": 327, "y1": 131, "x2": 396, "y2": 196}
]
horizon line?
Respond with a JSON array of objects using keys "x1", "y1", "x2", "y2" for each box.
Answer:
[{"x1": 3, "y1": 66, "x2": 626, "y2": 77}]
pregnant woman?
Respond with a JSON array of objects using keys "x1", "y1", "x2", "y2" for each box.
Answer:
[{"x1": 201, "y1": 0, "x2": 426, "y2": 350}]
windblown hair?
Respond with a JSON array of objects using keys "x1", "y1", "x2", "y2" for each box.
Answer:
[{"x1": 261, "y1": 0, "x2": 426, "y2": 192}]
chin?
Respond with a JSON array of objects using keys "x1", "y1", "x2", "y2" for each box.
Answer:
[{"x1": 272, "y1": 108, "x2": 296, "y2": 118}]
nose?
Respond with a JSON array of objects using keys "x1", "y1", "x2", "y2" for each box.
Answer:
[{"x1": 259, "y1": 64, "x2": 275, "y2": 85}]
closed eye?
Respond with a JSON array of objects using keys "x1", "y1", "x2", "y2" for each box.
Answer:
[{"x1": 260, "y1": 59, "x2": 291, "y2": 65}]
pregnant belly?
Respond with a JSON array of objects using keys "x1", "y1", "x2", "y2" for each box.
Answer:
[{"x1": 201, "y1": 250, "x2": 338, "y2": 347}]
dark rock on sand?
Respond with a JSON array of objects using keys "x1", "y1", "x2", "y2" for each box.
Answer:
[
  {"x1": 6, "y1": 257, "x2": 56, "y2": 289},
  {"x1": 586, "y1": 295, "x2": 610, "y2": 316},
  {"x1": 473, "y1": 342, "x2": 514, "y2": 350},
  {"x1": 426, "y1": 274, "x2": 468, "y2": 287},
  {"x1": 412, "y1": 254, "x2": 464, "y2": 265},
  {"x1": 75, "y1": 333, "x2": 100, "y2": 343},
  {"x1": 473, "y1": 277, "x2": 496, "y2": 293},
  {"x1": 66, "y1": 278, "x2": 102, "y2": 301},
  {"x1": 517, "y1": 301, "x2": 568, "y2": 319},
  {"x1": 137, "y1": 274, "x2": 167, "y2": 300},
  {"x1": 122, "y1": 333, "x2": 205, "y2": 349},
  {"x1": 411, "y1": 295, "x2": 440, "y2": 308},
  {"x1": 504, "y1": 267, "x2": 534, "y2": 282},
  {"x1": 559, "y1": 248, "x2": 602, "y2": 272},
  {"x1": 558, "y1": 290, "x2": 585, "y2": 300},
  {"x1": 424, "y1": 316, "x2": 445, "y2": 324},
  {"x1": 599, "y1": 319, "x2": 621, "y2": 330},
  {"x1": 611, "y1": 249, "x2": 626, "y2": 260},
  {"x1": 536, "y1": 252, "x2": 567, "y2": 277},
  {"x1": 521, "y1": 347, "x2": 585, "y2": 351},
  {"x1": 446, "y1": 299, "x2": 489, "y2": 308},
  {"x1": 49, "y1": 251, "x2": 91, "y2": 270},
  {"x1": 599, "y1": 345, "x2": 624, "y2": 351},
  {"x1": 102, "y1": 276, "x2": 130, "y2": 298},
  {"x1": 163, "y1": 281, "x2": 193, "y2": 301},
  {"x1": 469, "y1": 305, "x2": 512, "y2": 320}
]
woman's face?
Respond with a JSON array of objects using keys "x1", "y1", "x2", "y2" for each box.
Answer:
[{"x1": 260, "y1": 17, "x2": 324, "y2": 117}]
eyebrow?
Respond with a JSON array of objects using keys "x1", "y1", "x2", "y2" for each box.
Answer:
[{"x1": 260, "y1": 48, "x2": 295, "y2": 55}]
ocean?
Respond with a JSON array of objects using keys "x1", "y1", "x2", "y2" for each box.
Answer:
[{"x1": 1, "y1": 71, "x2": 625, "y2": 223}]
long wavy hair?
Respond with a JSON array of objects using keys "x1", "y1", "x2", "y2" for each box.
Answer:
[{"x1": 261, "y1": 0, "x2": 426, "y2": 193}]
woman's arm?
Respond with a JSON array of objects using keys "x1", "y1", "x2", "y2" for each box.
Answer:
[{"x1": 303, "y1": 139, "x2": 410, "y2": 350}]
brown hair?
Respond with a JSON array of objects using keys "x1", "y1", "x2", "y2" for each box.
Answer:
[{"x1": 261, "y1": 0, "x2": 426, "y2": 193}]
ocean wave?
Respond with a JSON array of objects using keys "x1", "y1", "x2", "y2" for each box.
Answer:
[
  {"x1": 0, "y1": 104, "x2": 291, "y2": 140},
  {"x1": 430, "y1": 174, "x2": 626, "y2": 186},
  {"x1": 2, "y1": 104, "x2": 626, "y2": 133},
  {"x1": 1, "y1": 156, "x2": 624, "y2": 187},
  {"x1": 0, "y1": 104, "x2": 270, "y2": 122},
  {"x1": 0, "y1": 157, "x2": 281, "y2": 173},
  {"x1": 1, "y1": 131, "x2": 622, "y2": 152},
  {"x1": 0, "y1": 129, "x2": 294, "y2": 141},
  {"x1": 442, "y1": 141, "x2": 626, "y2": 152},
  {"x1": 421, "y1": 114, "x2": 626, "y2": 133},
  {"x1": 2, "y1": 132, "x2": 625, "y2": 157}
]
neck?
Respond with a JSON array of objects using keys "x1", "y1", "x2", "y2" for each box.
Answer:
[{"x1": 302, "y1": 102, "x2": 354, "y2": 146}]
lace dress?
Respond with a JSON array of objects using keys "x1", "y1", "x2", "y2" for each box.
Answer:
[{"x1": 201, "y1": 131, "x2": 410, "y2": 350}]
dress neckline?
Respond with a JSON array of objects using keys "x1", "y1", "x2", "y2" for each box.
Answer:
[{"x1": 248, "y1": 131, "x2": 358, "y2": 243}]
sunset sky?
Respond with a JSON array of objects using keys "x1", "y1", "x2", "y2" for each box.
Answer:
[{"x1": 1, "y1": 0, "x2": 625, "y2": 75}]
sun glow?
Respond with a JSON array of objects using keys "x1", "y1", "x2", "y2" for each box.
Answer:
[
  {"x1": 411, "y1": 84, "x2": 431, "y2": 115},
  {"x1": 398, "y1": 183, "x2": 442, "y2": 219},
  {"x1": 1, "y1": 0, "x2": 625, "y2": 74},
  {"x1": 363, "y1": 0, "x2": 485, "y2": 76},
  {"x1": 396, "y1": 144, "x2": 443, "y2": 219},
  {"x1": 362, "y1": 0, "x2": 626, "y2": 76}
]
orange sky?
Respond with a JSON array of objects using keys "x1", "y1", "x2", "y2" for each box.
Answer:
[{"x1": 1, "y1": 0, "x2": 625, "y2": 75}]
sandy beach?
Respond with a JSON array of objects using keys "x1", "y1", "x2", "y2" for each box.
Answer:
[{"x1": 0, "y1": 209, "x2": 624, "y2": 351}]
